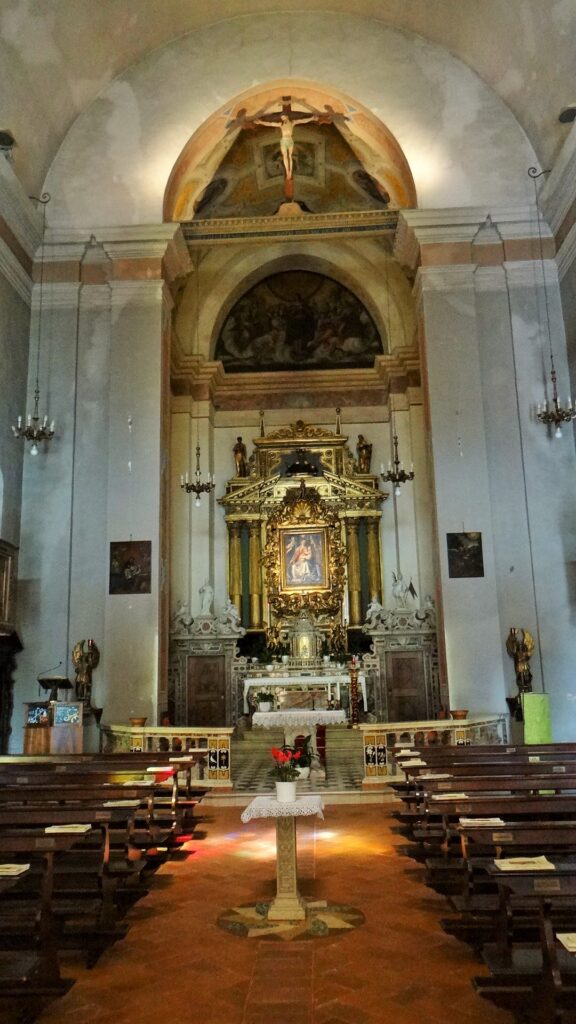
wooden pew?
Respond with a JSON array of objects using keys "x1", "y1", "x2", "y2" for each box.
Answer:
[
  {"x1": 0, "y1": 831, "x2": 87, "y2": 1019},
  {"x1": 0, "y1": 803, "x2": 142, "y2": 932},
  {"x1": 473, "y1": 865, "x2": 576, "y2": 1023}
]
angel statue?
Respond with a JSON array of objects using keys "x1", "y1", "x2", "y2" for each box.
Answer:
[
  {"x1": 364, "y1": 598, "x2": 384, "y2": 628},
  {"x1": 392, "y1": 571, "x2": 417, "y2": 610},
  {"x1": 72, "y1": 638, "x2": 100, "y2": 704},
  {"x1": 506, "y1": 627, "x2": 535, "y2": 694}
]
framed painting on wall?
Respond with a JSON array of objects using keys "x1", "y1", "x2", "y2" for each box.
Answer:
[
  {"x1": 446, "y1": 532, "x2": 484, "y2": 578},
  {"x1": 109, "y1": 541, "x2": 152, "y2": 595},
  {"x1": 279, "y1": 528, "x2": 329, "y2": 592}
]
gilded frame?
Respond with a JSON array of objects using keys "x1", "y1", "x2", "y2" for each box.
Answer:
[
  {"x1": 262, "y1": 481, "x2": 347, "y2": 618},
  {"x1": 279, "y1": 527, "x2": 329, "y2": 593}
]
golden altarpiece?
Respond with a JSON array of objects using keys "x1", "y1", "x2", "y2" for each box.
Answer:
[{"x1": 169, "y1": 416, "x2": 441, "y2": 727}]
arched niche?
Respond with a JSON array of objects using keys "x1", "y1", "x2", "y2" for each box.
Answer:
[
  {"x1": 43, "y1": 13, "x2": 537, "y2": 228},
  {"x1": 172, "y1": 242, "x2": 416, "y2": 364},
  {"x1": 164, "y1": 79, "x2": 417, "y2": 222}
]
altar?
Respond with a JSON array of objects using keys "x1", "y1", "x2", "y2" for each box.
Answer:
[
  {"x1": 252, "y1": 707, "x2": 347, "y2": 747},
  {"x1": 243, "y1": 673, "x2": 368, "y2": 715}
]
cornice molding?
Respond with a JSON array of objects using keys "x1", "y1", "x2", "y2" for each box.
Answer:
[
  {"x1": 556, "y1": 222, "x2": 576, "y2": 282},
  {"x1": 31, "y1": 281, "x2": 81, "y2": 310},
  {"x1": 473, "y1": 266, "x2": 507, "y2": 293},
  {"x1": 416, "y1": 264, "x2": 476, "y2": 293},
  {"x1": 503, "y1": 259, "x2": 559, "y2": 289},
  {"x1": 0, "y1": 236, "x2": 32, "y2": 305},
  {"x1": 541, "y1": 124, "x2": 576, "y2": 234},
  {"x1": 109, "y1": 279, "x2": 166, "y2": 307},
  {"x1": 171, "y1": 348, "x2": 420, "y2": 407},
  {"x1": 182, "y1": 208, "x2": 398, "y2": 248},
  {"x1": 0, "y1": 156, "x2": 42, "y2": 259},
  {"x1": 397, "y1": 205, "x2": 547, "y2": 271}
]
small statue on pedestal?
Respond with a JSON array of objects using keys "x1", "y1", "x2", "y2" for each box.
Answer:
[
  {"x1": 199, "y1": 580, "x2": 214, "y2": 616},
  {"x1": 72, "y1": 638, "x2": 100, "y2": 705},
  {"x1": 356, "y1": 434, "x2": 373, "y2": 473},
  {"x1": 505, "y1": 626, "x2": 535, "y2": 721}
]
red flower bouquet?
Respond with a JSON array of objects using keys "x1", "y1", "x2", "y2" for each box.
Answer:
[{"x1": 270, "y1": 746, "x2": 301, "y2": 781}]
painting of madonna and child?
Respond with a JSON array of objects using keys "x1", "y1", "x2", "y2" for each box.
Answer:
[
  {"x1": 214, "y1": 270, "x2": 384, "y2": 373},
  {"x1": 280, "y1": 529, "x2": 329, "y2": 592}
]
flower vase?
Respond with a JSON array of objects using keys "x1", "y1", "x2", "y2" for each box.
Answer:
[{"x1": 275, "y1": 780, "x2": 297, "y2": 802}]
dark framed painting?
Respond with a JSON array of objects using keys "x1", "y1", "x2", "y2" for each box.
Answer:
[
  {"x1": 109, "y1": 541, "x2": 152, "y2": 595},
  {"x1": 214, "y1": 270, "x2": 383, "y2": 373},
  {"x1": 279, "y1": 528, "x2": 329, "y2": 592},
  {"x1": 446, "y1": 532, "x2": 484, "y2": 578}
]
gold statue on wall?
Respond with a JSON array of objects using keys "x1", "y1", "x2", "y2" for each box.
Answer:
[
  {"x1": 72, "y1": 638, "x2": 100, "y2": 704},
  {"x1": 506, "y1": 627, "x2": 535, "y2": 694}
]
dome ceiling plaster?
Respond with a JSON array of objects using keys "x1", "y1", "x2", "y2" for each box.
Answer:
[{"x1": 0, "y1": 0, "x2": 573, "y2": 197}]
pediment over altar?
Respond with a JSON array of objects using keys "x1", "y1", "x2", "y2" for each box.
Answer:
[{"x1": 218, "y1": 470, "x2": 386, "y2": 517}]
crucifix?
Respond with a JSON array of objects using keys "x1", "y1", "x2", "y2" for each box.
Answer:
[{"x1": 231, "y1": 96, "x2": 335, "y2": 200}]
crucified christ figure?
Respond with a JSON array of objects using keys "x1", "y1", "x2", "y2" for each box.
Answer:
[{"x1": 254, "y1": 113, "x2": 318, "y2": 180}]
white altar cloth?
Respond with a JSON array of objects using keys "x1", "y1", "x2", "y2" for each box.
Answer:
[
  {"x1": 241, "y1": 794, "x2": 324, "y2": 822},
  {"x1": 244, "y1": 674, "x2": 368, "y2": 714},
  {"x1": 252, "y1": 709, "x2": 347, "y2": 730}
]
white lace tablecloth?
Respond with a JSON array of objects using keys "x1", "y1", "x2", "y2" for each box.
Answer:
[
  {"x1": 241, "y1": 794, "x2": 324, "y2": 822},
  {"x1": 252, "y1": 709, "x2": 347, "y2": 729}
]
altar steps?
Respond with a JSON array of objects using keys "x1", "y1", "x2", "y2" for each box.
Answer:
[{"x1": 211, "y1": 724, "x2": 395, "y2": 804}]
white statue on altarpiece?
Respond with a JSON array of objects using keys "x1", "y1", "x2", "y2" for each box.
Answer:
[
  {"x1": 218, "y1": 599, "x2": 244, "y2": 634},
  {"x1": 171, "y1": 600, "x2": 192, "y2": 633},
  {"x1": 392, "y1": 571, "x2": 417, "y2": 610},
  {"x1": 199, "y1": 580, "x2": 214, "y2": 616},
  {"x1": 365, "y1": 598, "x2": 384, "y2": 628}
]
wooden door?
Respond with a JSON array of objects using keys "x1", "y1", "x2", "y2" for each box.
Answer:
[
  {"x1": 385, "y1": 651, "x2": 428, "y2": 722},
  {"x1": 186, "y1": 655, "x2": 227, "y2": 726}
]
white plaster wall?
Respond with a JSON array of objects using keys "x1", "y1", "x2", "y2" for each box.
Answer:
[
  {"x1": 0, "y1": 273, "x2": 29, "y2": 546},
  {"x1": 103, "y1": 282, "x2": 164, "y2": 725},
  {"x1": 502, "y1": 262, "x2": 576, "y2": 742},
  {"x1": 44, "y1": 13, "x2": 536, "y2": 229},
  {"x1": 419, "y1": 266, "x2": 506, "y2": 714}
]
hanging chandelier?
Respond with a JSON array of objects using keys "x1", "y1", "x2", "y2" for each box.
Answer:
[
  {"x1": 180, "y1": 256, "x2": 215, "y2": 506},
  {"x1": 11, "y1": 192, "x2": 55, "y2": 455},
  {"x1": 529, "y1": 167, "x2": 576, "y2": 439},
  {"x1": 180, "y1": 441, "x2": 215, "y2": 507},
  {"x1": 380, "y1": 432, "x2": 414, "y2": 497}
]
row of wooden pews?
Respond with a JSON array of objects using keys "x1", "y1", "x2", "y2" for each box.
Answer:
[
  {"x1": 392, "y1": 742, "x2": 576, "y2": 1024},
  {"x1": 0, "y1": 751, "x2": 207, "y2": 1023}
]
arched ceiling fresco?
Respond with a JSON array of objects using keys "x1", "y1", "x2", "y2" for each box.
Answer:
[{"x1": 1, "y1": 0, "x2": 573, "y2": 197}]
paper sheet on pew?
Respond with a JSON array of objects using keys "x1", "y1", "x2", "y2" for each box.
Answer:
[
  {"x1": 121, "y1": 779, "x2": 154, "y2": 786},
  {"x1": 403, "y1": 759, "x2": 428, "y2": 767},
  {"x1": 557, "y1": 933, "x2": 576, "y2": 953},
  {"x1": 103, "y1": 800, "x2": 141, "y2": 807},
  {"x1": 0, "y1": 863, "x2": 30, "y2": 875},
  {"x1": 430, "y1": 792, "x2": 469, "y2": 800},
  {"x1": 459, "y1": 817, "x2": 505, "y2": 826},
  {"x1": 44, "y1": 824, "x2": 91, "y2": 834},
  {"x1": 396, "y1": 749, "x2": 415, "y2": 757},
  {"x1": 494, "y1": 856, "x2": 555, "y2": 871},
  {"x1": 146, "y1": 766, "x2": 175, "y2": 773},
  {"x1": 419, "y1": 773, "x2": 453, "y2": 780}
]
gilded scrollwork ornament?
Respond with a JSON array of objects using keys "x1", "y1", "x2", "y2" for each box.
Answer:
[{"x1": 262, "y1": 480, "x2": 347, "y2": 618}]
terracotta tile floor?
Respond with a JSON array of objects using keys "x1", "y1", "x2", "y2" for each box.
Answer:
[{"x1": 37, "y1": 803, "x2": 513, "y2": 1024}]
